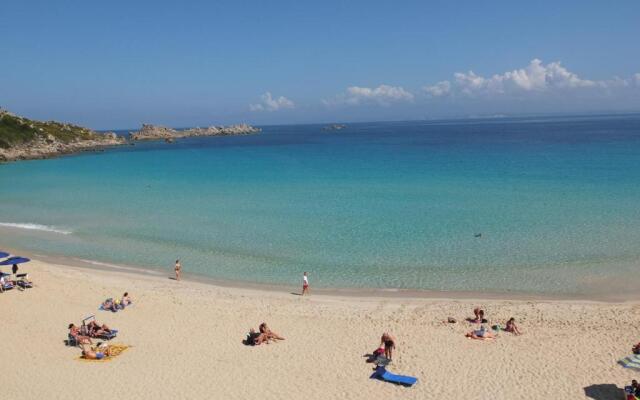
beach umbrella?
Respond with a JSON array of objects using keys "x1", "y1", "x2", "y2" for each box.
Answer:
[
  {"x1": 0, "y1": 251, "x2": 9, "y2": 259},
  {"x1": 0, "y1": 256, "x2": 30, "y2": 266},
  {"x1": 618, "y1": 355, "x2": 640, "y2": 371}
]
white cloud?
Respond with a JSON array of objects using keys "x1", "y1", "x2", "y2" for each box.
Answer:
[
  {"x1": 250, "y1": 92, "x2": 295, "y2": 112},
  {"x1": 423, "y1": 81, "x2": 451, "y2": 97},
  {"x1": 423, "y1": 59, "x2": 616, "y2": 98},
  {"x1": 325, "y1": 84, "x2": 414, "y2": 106}
]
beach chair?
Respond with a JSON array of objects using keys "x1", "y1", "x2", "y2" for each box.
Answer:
[
  {"x1": 15, "y1": 273, "x2": 32, "y2": 289},
  {"x1": 370, "y1": 366, "x2": 418, "y2": 387}
]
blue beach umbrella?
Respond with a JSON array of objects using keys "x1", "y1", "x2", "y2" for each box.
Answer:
[
  {"x1": 0, "y1": 256, "x2": 30, "y2": 266},
  {"x1": 0, "y1": 251, "x2": 9, "y2": 259},
  {"x1": 618, "y1": 355, "x2": 640, "y2": 371}
]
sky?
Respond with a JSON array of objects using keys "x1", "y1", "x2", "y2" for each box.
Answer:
[{"x1": 1, "y1": 0, "x2": 639, "y2": 129}]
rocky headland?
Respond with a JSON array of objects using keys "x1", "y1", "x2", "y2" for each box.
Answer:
[
  {"x1": 129, "y1": 123, "x2": 260, "y2": 141},
  {"x1": 0, "y1": 109, "x2": 125, "y2": 162},
  {"x1": 0, "y1": 109, "x2": 261, "y2": 162}
]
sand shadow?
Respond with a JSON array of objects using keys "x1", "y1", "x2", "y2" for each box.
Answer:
[
  {"x1": 584, "y1": 384, "x2": 624, "y2": 400},
  {"x1": 290, "y1": 292, "x2": 302, "y2": 296},
  {"x1": 168, "y1": 277, "x2": 178, "y2": 281}
]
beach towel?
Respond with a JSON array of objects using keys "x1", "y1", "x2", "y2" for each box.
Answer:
[
  {"x1": 77, "y1": 344, "x2": 130, "y2": 362},
  {"x1": 619, "y1": 355, "x2": 640, "y2": 371},
  {"x1": 370, "y1": 366, "x2": 418, "y2": 387}
]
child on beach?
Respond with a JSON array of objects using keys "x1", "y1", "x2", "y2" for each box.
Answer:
[{"x1": 301, "y1": 272, "x2": 309, "y2": 296}]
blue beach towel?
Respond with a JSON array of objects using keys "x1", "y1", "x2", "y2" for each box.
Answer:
[{"x1": 370, "y1": 366, "x2": 418, "y2": 386}]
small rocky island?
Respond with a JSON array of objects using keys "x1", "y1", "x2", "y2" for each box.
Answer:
[
  {"x1": 322, "y1": 124, "x2": 346, "y2": 131},
  {"x1": 129, "y1": 123, "x2": 260, "y2": 141},
  {"x1": 0, "y1": 109, "x2": 125, "y2": 162}
]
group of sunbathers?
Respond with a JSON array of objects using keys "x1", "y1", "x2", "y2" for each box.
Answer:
[
  {"x1": 465, "y1": 308, "x2": 522, "y2": 340},
  {"x1": 101, "y1": 292, "x2": 133, "y2": 312},
  {"x1": 0, "y1": 272, "x2": 33, "y2": 292},
  {"x1": 66, "y1": 293, "x2": 133, "y2": 358},
  {"x1": 69, "y1": 320, "x2": 114, "y2": 343},
  {"x1": 246, "y1": 322, "x2": 285, "y2": 345}
]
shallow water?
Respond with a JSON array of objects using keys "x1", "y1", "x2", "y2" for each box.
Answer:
[{"x1": 1, "y1": 114, "x2": 640, "y2": 295}]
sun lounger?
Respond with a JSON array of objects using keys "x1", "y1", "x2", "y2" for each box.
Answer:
[
  {"x1": 370, "y1": 366, "x2": 418, "y2": 386},
  {"x1": 15, "y1": 274, "x2": 32, "y2": 289}
]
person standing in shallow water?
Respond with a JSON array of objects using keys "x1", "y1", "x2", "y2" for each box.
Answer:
[
  {"x1": 174, "y1": 259, "x2": 182, "y2": 281},
  {"x1": 301, "y1": 272, "x2": 309, "y2": 295}
]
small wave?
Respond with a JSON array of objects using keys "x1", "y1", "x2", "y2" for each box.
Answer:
[{"x1": 0, "y1": 222, "x2": 72, "y2": 235}]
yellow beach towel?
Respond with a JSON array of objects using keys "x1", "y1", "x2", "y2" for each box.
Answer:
[{"x1": 77, "y1": 344, "x2": 130, "y2": 362}]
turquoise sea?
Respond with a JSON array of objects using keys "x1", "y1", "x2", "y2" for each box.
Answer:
[{"x1": 1, "y1": 115, "x2": 640, "y2": 296}]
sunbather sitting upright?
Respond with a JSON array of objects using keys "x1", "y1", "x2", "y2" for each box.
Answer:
[
  {"x1": 68, "y1": 323, "x2": 92, "y2": 345},
  {"x1": 121, "y1": 292, "x2": 132, "y2": 307},
  {"x1": 505, "y1": 318, "x2": 522, "y2": 335}
]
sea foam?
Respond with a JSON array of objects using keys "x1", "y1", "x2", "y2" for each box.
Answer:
[{"x1": 0, "y1": 222, "x2": 72, "y2": 235}]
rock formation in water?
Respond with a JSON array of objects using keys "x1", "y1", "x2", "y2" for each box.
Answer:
[{"x1": 129, "y1": 123, "x2": 261, "y2": 141}]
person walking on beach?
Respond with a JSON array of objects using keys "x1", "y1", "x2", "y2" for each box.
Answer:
[
  {"x1": 174, "y1": 259, "x2": 182, "y2": 281},
  {"x1": 301, "y1": 272, "x2": 309, "y2": 296}
]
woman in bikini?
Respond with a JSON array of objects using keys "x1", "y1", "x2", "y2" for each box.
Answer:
[
  {"x1": 174, "y1": 259, "x2": 182, "y2": 281},
  {"x1": 505, "y1": 317, "x2": 522, "y2": 335}
]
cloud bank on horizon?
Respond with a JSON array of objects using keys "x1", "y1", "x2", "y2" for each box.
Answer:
[
  {"x1": 257, "y1": 59, "x2": 639, "y2": 121},
  {"x1": 423, "y1": 59, "x2": 640, "y2": 98}
]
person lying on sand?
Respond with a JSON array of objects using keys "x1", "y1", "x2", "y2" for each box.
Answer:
[
  {"x1": 505, "y1": 318, "x2": 522, "y2": 335},
  {"x1": 68, "y1": 323, "x2": 92, "y2": 345},
  {"x1": 80, "y1": 344, "x2": 112, "y2": 360},
  {"x1": 259, "y1": 323, "x2": 285, "y2": 341},
  {"x1": 465, "y1": 325, "x2": 496, "y2": 340},
  {"x1": 380, "y1": 332, "x2": 396, "y2": 360},
  {"x1": 102, "y1": 298, "x2": 118, "y2": 312},
  {"x1": 86, "y1": 321, "x2": 112, "y2": 337},
  {"x1": 633, "y1": 343, "x2": 640, "y2": 355}
]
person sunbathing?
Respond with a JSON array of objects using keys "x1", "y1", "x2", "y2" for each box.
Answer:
[
  {"x1": 466, "y1": 325, "x2": 496, "y2": 340},
  {"x1": 259, "y1": 323, "x2": 285, "y2": 341},
  {"x1": 80, "y1": 344, "x2": 112, "y2": 360},
  {"x1": 380, "y1": 332, "x2": 396, "y2": 360},
  {"x1": 68, "y1": 323, "x2": 92, "y2": 345},
  {"x1": 505, "y1": 318, "x2": 522, "y2": 335},
  {"x1": 471, "y1": 308, "x2": 487, "y2": 323},
  {"x1": 102, "y1": 298, "x2": 118, "y2": 312},
  {"x1": 120, "y1": 292, "x2": 132, "y2": 307},
  {"x1": 86, "y1": 321, "x2": 112, "y2": 337}
]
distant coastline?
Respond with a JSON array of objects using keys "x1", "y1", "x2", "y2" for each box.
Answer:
[{"x1": 0, "y1": 109, "x2": 260, "y2": 162}]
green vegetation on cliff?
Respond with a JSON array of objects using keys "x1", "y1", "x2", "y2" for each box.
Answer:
[{"x1": 0, "y1": 110, "x2": 96, "y2": 149}]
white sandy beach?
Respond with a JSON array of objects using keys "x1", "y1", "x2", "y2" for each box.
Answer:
[{"x1": 1, "y1": 259, "x2": 639, "y2": 400}]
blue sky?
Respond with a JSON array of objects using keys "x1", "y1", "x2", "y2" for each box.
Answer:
[{"x1": 1, "y1": 0, "x2": 639, "y2": 129}]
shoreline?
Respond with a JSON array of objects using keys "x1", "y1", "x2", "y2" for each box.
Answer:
[{"x1": 5, "y1": 244, "x2": 639, "y2": 304}]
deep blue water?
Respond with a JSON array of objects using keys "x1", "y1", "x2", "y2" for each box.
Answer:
[{"x1": 1, "y1": 114, "x2": 640, "y2": 295}]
